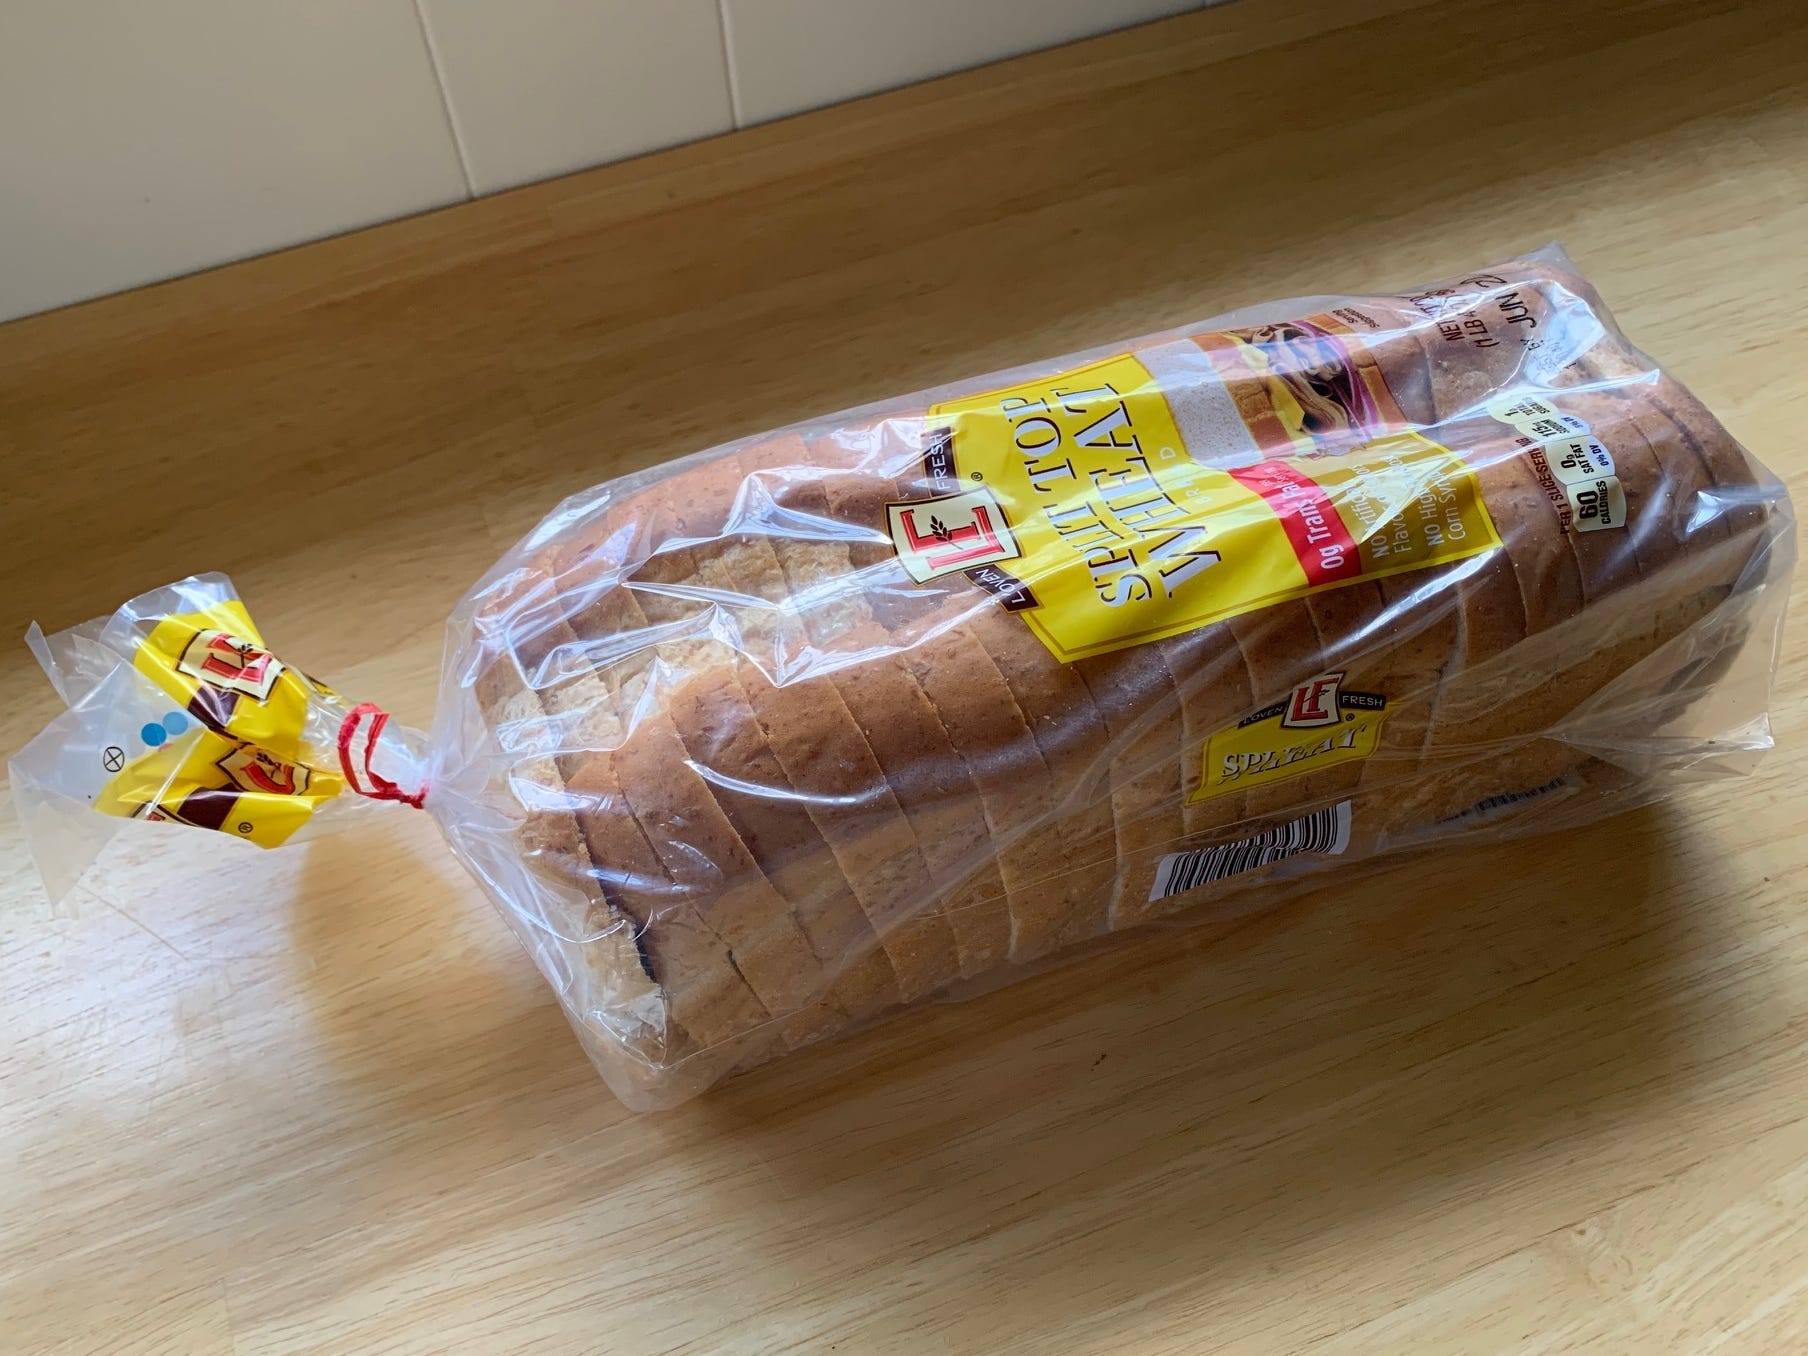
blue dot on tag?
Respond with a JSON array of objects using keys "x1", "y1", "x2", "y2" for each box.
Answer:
[
  {"x1": 140, "y1": 722, "x2": 167, "y2": 747},
  {"x1": 161, "y1": 711, "x2": 188, "y2": 736}
]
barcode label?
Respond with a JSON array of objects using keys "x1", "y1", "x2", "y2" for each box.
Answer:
[
  {"x1": 1437, "y1": 775, "x2": 1573, "y2": 826},
  {"x1": 1149, "y1": 801, "x2": 1351, "y2": 902}
]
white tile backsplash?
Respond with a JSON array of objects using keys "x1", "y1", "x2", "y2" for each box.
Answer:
[
  {"x1": 0, "y1": 1, "x2": 467, "y2": 323},
  {"x1": 721, "y1": 0, "x2": 1207, "y2": 124},
  {"x1": 418, "y1": 0, "x2": 735, "y2": 196},
  {"x1": 0, "y1": 0, "x2": 1223, "y2": 322}
]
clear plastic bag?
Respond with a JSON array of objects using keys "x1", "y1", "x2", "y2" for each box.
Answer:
[{"x1": 13, "y1": 246, "x2": 1793, "y2": 1110}]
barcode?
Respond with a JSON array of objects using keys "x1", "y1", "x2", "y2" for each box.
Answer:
[
  {"x1": 1149, "y1": 801, "x2": 1351, "y2": 902},
  {"x1": 1438, "y1": 776, "x2": 1572, "y2": 825}
]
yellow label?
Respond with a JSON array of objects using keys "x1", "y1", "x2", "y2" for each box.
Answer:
[
  {"x1": 88, "y1": 589, "x2": 352, "y2": 845},
  {"x1": 914, "y1": 353, "x2": 1500, "y2": 662},
  {"x1": 93, "y1": 724, "x2": 342, "y2": 847},
  {"x1": 132, "y1": 597, "x2": 325, "y2": 759},
  {"x1": 1193, "y1": 673, "x2": 1385, "y2": 802}
]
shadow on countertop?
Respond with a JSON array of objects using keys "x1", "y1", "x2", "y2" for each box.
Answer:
[{"x1": 670, "y1": 803, "x2": 1761, "y2": 1349}]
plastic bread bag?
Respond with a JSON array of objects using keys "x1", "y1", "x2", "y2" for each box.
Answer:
[{"x1": 12, "y1": 246, "x2": 1794, "y2": 1111}]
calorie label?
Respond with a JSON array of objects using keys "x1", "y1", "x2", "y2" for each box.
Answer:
[{"x1": 1487, "y1": 395, "x2": 1627, "y2": 535}]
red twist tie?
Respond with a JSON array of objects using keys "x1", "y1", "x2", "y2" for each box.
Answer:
[{"x1": 336, "y1": 702, "x2": 427, "y2": 809}]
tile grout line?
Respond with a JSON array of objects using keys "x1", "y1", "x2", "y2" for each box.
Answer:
[
  {"x1": 716, "y1": 0, "x2": 747, "y2": 128},
  {"x1": 410, "y1": 0, "x2": 478, "y2": 197}
]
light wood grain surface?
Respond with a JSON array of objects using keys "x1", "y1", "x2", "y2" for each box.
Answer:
[{"x1": 3, "y1": 0, "x2": 1806, "y2": 1351}]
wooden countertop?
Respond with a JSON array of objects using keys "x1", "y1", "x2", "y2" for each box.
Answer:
[{"x1": 3, "y1": 0, "x2": 1805, "y2": 1350}]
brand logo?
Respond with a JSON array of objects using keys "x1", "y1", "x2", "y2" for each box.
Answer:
[
  {"x1": 176, "y1": 629, "x2": 286, "y2": 702},
  {"x1": 218, "y1": 745, "x2": 311, "y2": 796},
  {"x1": 1281, "y1": 672, "x2": 1345, "y2": 729},
  {"x1": 886, "y1": 488, "x2": 1022, "y2": 584},
  {"x1": 1192, "y1": 675, "x2": 1388, "y2": 802}
]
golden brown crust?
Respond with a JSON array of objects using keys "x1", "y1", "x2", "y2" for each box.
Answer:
[
  {"x1": 734, "y1": 654, "x2": 958, "y2": 1003},
  {"x1": 835, "y1": 639, "x2": 1014, "y2": 980},
  {"x1": 899, "y1": 624, "x2": 1070, "y2": 962},
  {"x1": 805, "y1": 439, "x2": 1122, "y2": 963},
  {"x1": 1070, "y1": 642, "x2": 1182, "y2": 934}
]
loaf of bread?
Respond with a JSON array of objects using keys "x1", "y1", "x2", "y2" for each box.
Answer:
[{"x1": 446, "y1": 250, "x2": 1788, "y2": 1108}]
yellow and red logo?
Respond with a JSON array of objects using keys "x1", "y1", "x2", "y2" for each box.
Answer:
[
  {"x1": 1193, "y1": 673, "x2": 1387, "y2": 802},
  {"x1": 217, "y1": 744, "x2": 312, "y2": 796},
  {"x1": 176, "y1": 628, "x2": 286, "y2": 701},
  {"x1": 1281, "y1": 671, "x2": 1345, "y2": 730},
  {"x1": 886, "y1": 487, "x2": 1022, "y2": 583}
]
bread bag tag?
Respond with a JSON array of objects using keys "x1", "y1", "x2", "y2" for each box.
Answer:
[{"x1": 11, "y1": 573, "x2": 427, "y2": 901}]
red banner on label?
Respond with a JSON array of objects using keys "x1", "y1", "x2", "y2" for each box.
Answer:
[{"x1": 1227, "y1": 460, "x2": 1362, "y2": 586}]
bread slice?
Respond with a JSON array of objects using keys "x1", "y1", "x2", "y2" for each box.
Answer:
[
  {"x1": 728, "y1": 435, "x2": 908, "y2": 1032},
  {"x1": 473, "y1": 672, "x2": 666, "y2": 1044},
  {"x1": 825, "y1": 627, "x2": 995, "y2": 973},
  {"x1": 545, "y1": 475, "x2": 826, "y2": 1047},
  {"x1": 1099, "y1": 617, "x2": 1250, "y2": 924},
  {"x1": 897, "y1": 624, "x2": 1058, "y2": 967},
  {"x1": 802, "y1": 432, "x2": 1119, "y2": 965},
  {"x1": 782, "y1": 433, "x2": 1021, "y2": 980},
  {"x1": 1070, "y1": 642, "x2": 1183, "y2": 934},
  {"x1": 965, "y1": 604, "x2": 1119, "y2": 958},
  {"x1": 790, "y1": 445, "x2": 1017, "y2": 987},
  {"x1": 469, "y1": 547, "x2": 778, "y2": 1062},
  {"x1": 671, "y1": 451, "x2": 898, "y2": 1040},
  {"x1": 732, "y1": 653, "x2": 959, "y2": 1003}
]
